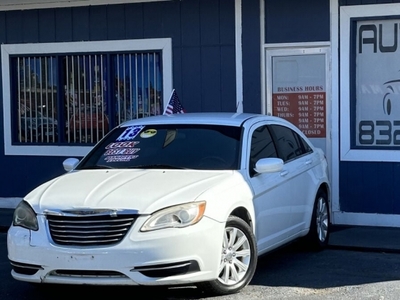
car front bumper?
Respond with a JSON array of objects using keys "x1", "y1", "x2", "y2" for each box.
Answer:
[{"x1": 7, "y1": 215, "x2": 224, "y2": 286}]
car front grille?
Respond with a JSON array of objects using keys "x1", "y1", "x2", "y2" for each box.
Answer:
[{"x1": 46, "y1": 212, "x2": 137, "y2": 246}]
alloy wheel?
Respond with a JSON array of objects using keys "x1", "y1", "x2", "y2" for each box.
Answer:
[
  {"x1": 218, "y1": 226, "x2": 251, "y2": 285},
  {"x1": 316, "y1": 196, "x2": 329, "y2": 242}
]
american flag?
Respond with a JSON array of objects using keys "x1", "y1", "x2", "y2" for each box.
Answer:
[{"x1": 164, "y1": 89, "x2": 185, "y2": 115}]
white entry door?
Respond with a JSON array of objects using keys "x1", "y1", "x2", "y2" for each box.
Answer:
[{"x1": 265, "y1": 47, "x2": 331, "y2": 162}]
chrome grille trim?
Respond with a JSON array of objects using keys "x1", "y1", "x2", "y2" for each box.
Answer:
[
  {"x1": 51, "y1": 270, "x2": 127, "y2": 278},
  {"x1": 46, "y1": 210, "x2": 137, "y2": 246}
]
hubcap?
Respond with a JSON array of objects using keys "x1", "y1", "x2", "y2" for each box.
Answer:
[
  {"x1": 316, "y1": 197, "x2": 329, "y2": 242},
  {"x1": 218, "y1": 227, "x2": 251, "y2": 286}
]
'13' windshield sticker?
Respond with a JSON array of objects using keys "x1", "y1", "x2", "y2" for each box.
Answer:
[{"x1": 116, "y1": 126, "x2": 145, "y2": 141}]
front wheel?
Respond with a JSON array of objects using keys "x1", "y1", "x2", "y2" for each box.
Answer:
[
  {"x1": 198, "y1": 216, "x2": 257, "y2": 295},
  {"x1": 306, "y1": 190, "x2": 330, "y2": 250}
]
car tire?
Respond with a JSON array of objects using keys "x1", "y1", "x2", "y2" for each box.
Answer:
[
  {"x1": 307, "y1": 189, "x2": 330, "y2": 250},
  {"x1": 198, "y1": 215, "x2": 257, "y2": 295}
]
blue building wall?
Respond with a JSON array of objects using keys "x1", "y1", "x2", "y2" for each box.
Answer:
[
  {"x1": 242, "y1": 0, "x2": 262, "y2": 113},
  {"x1": 265, "y1": 0, "x2": 330, "y2": 43}
]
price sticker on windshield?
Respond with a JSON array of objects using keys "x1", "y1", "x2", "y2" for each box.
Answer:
[{"x1": 116, "y1": 126, "x2": 145, "y2": 141}]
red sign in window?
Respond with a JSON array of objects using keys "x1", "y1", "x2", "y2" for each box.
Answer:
[{"x1": 273, "y1": 92, "x2": 326, "y2": 138}]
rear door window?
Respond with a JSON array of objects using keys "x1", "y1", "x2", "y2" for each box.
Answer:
[{"x1": 269, "y1": 125, "x2": 312, "y2": 162}]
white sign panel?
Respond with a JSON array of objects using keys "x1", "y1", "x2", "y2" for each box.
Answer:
[
  {"x1": 271, "y1": 54, "x2": 326, "y2": 138},
  {"x1": 356, "y1": 19, "x2": 400, "y2": 147},
  {"x1": 340, "y1": 4, "x2": 400, "y2": 161}
]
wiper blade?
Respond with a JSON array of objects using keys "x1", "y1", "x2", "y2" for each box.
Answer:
[
  {"x1": 127, "y1": 164, "x2": 186, "y2": 170},
  {"x1": 79, "y1": 165, "x2": 115, "y2": 170}
]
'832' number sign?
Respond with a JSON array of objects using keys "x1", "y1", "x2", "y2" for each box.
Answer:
[{"x1": 358, "y1": 120, "x2": 400, "y2": 145}]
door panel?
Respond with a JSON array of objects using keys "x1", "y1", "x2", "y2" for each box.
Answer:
[
  {"x1": 269, "y1": 124, "x2": 316, "y2": 235},
  {"x1": 247, "y1": 124, "x2": 293, "y2": 252}
]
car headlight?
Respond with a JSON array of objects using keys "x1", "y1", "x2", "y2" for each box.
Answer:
[
  {"x1": 140, "y1": 201, "x2": 206, "y2": 232},
  {"x1": 13, "y1": 201, "x2": 39, "y2": 231}
]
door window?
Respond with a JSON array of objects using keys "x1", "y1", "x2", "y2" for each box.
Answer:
[
  {"x1": 269, "y1": 124, "x2": 312, "y2": 162},
  {"x1": 249, "y1": 125, "x2": 277, "y2": 176}
]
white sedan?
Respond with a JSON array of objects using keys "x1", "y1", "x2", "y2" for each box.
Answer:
[{"x1": 7, "y1": 112, "x2": 330, "y2": 295}]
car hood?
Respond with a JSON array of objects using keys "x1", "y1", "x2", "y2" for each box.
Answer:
[{"x1": 25, "y1": 169, "x2": 236, "y2": 214}]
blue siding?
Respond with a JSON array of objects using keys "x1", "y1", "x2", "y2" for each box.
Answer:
[
  {"x1": 181, "y1": 1, "x2": 200, "y2": 47},
  {"x1": 6, "y1": 11, "x2": 24, "y2": 43},
  {"x1": 393, "y1": 163, "x2": 400, "y2": 213},
  {"x1": 89, "y1": 6, "x2": 107, "y2": 41},
  {"x1": 220, "y1": 0, "x2": 236, "y2": 45},
  {"x1": 202, "y1": 46, "x2": 222, "y2": 111},
  {"x1": 0, "y1": 0, "x2": 237, "y2": 197},
  {"x1": 107, "y1": 5, "x2": 126, "y2": 40},
  {"x1": 339, "y1": 162, "x2": 398, "y2": 214},
  {"x1": 200, "y1": 0, "x2": 221, "y2": 45},
  {"x1": 124, "y1": 4, "x2": 144, "y2": 39},
  {"x1": 143, "y1": 2, "x2": 165, "y2": 38},
  {"x1": 181, "y1": 47, "x2": 202, "y2": 112},
  {"x1": 2, "y1": 156, "x2": 67, "y2": 197},
  {"x1": 22, "y1": 10, "x2": 39, "y2": 42},
  {"x1": 73, "y1": 7, "x2": 90, "y2": 41},
  {"x1": 39, "y1": 9, "x2": 56, "y2": 42},
  {"x1": 56, "y1": 8, "x2": 73, "y2": 41},
  {"x1": 265, "y1": 0, "x2": 330, "y2": 43},
  {"x1": 221, "y1": 46, "x2": 236, "y2": 112},
  {"x1": 242, "y1": 0, "x2": 261, "y2": 113},
  {"x1": 156, "y1": 2, "x2": 181, "y2": 45}
]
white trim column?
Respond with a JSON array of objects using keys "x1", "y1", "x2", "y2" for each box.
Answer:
[
  {"x1": 235, "y1": 0, "x2": 244, "y2": 113},
  {"x1": 330, "y1": 0, "x2": 340, "y2": 219}
]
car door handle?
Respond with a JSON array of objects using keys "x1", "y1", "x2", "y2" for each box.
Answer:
[
  {"x1": 280, "y1": 170, "x2": 289, "y2": 177},
  {"x1": 305, "y1": 159, "x2": 312, "y2": 165}
]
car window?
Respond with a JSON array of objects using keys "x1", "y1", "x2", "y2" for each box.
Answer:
[
  {"x1": 249, "y1": 125, "x2": 277, "y2": 176},
  {"x1": 269, "y1": 124, "x2": 312, "y2": 162},
  {"x1": 298, "y1": 135, "x2": 313, "y2": 154},
  {"x1": 78, "y1": 124, "x2": 241, "y2": 170}
]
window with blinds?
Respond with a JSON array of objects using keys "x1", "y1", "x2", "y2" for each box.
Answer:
[{"x1": 12, "y1": 51, "x2": 163, "y2": 145}]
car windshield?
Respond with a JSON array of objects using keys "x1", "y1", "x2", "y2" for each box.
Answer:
[{"x1": 77, "y1": 124, "x2": 241, "y2": 170}]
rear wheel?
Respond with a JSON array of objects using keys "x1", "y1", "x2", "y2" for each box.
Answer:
[
  {"x1": 198, "y1": 216, "x2": 257, "y2": 295},
  {"x1": 307, "y1": 190, "x2": 330, "y2": 250}
]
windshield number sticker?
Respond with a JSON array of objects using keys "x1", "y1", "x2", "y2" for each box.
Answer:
[{"x1": 116, "y1": 126, "x2": 145, "y2": 141}]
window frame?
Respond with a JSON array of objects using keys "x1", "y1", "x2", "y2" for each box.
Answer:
[
  {"x1": 2, "y1": 38, "x2": 172, "y2": 156},
  {"x1": 340, "y1": 4, "x2": 400, "y2": 162}
]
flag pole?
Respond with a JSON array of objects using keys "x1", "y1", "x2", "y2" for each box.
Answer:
[{"x1": 163, "y1": 89, "x2": 176, "y2": 115}]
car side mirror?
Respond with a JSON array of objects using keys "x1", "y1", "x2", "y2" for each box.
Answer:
[
  {"x1": 63, "y1": 158, "x2": 80, "y2": 172},
  {"x1": 254, "y1": 158, "x2": 284, "y2": 174}
]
